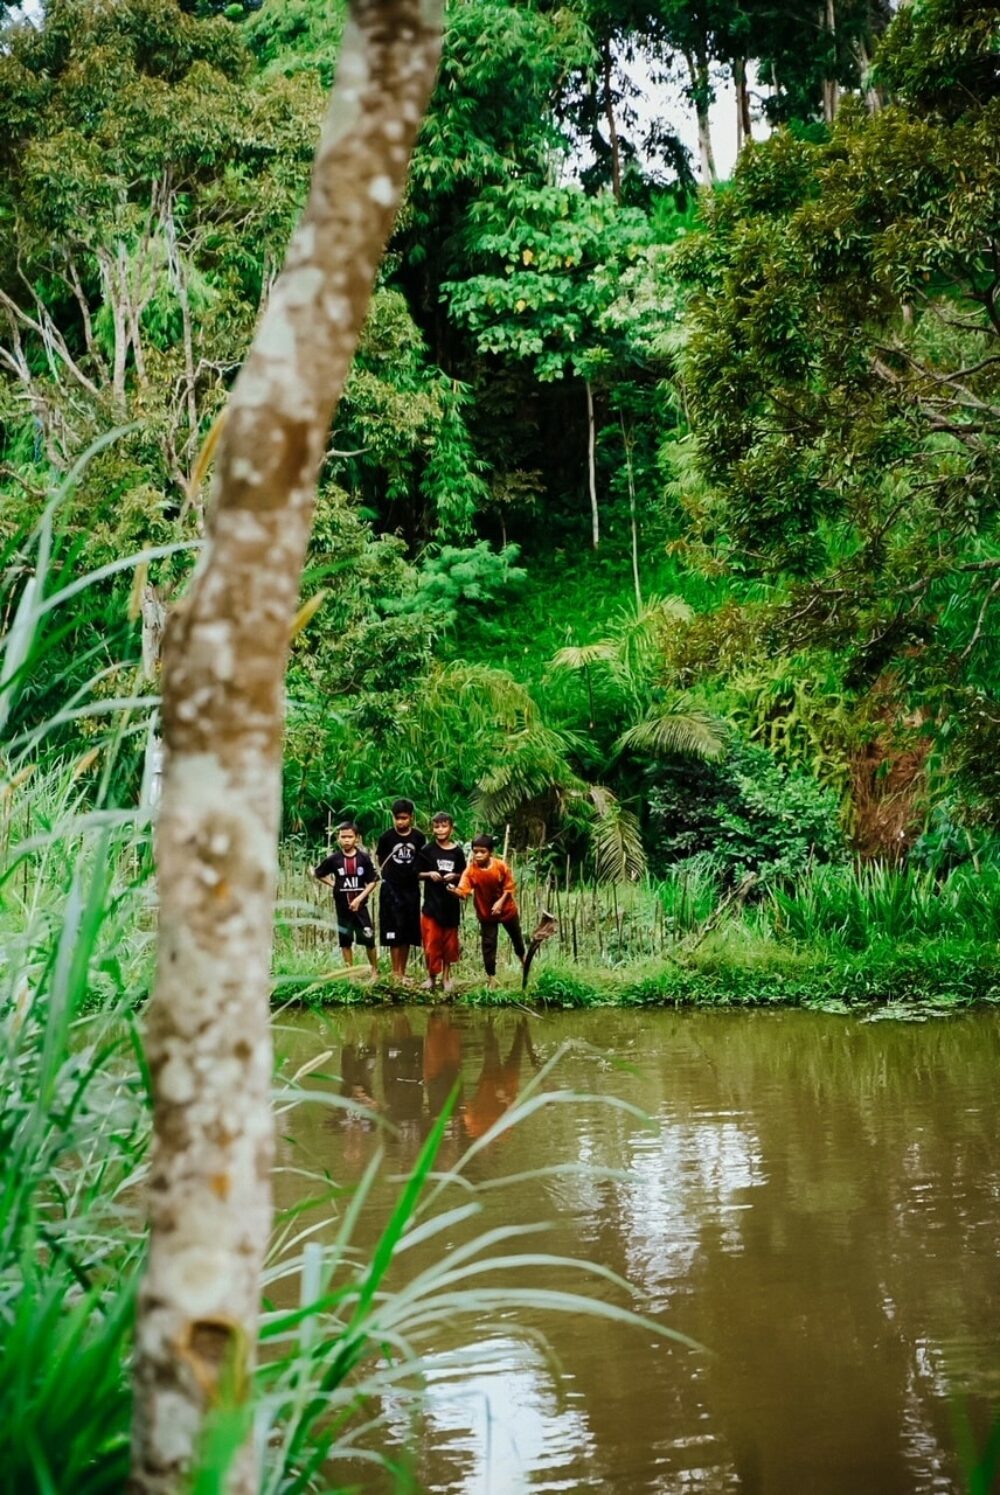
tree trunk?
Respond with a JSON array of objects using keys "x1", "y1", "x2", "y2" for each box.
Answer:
[
  {"x1": 734, "y1": 56, "x2": 752, "y2": 154},
  {"x1": 855, "y1": 35, "x2": 883, "y2": 114},
  {"x1": 821, "y1": 0, "x2": 839, "y2": 123},
  {"x1": 620, "y1": 414, "x2": 641, "y2": 609},
  {"x1": 585, "y1": 379, "x2": 599, "y2": 549},
  {"x1": 602, "y1": 40, "x2": 622, "y2": 204},
  {"x1": 684, "y1": 49, "x2": 717, "y2": 185},
  {"x1": 129, "y1": 4, "x2": 443, "y2": 1492}
]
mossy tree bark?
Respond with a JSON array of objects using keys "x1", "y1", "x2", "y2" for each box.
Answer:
[{"x1": 129, "y1": 3, "x2": 443, "y2": 1490}]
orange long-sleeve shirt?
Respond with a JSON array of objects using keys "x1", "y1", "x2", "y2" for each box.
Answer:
[{"x1": 454, "y1": 857, "x2": 518, "y2": 922}]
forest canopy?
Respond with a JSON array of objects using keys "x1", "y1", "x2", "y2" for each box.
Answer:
[{"x1": 2, "y1": 0, "x2": 1000, "y2": 881}]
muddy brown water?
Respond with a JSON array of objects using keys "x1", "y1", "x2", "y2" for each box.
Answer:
[{"x1": 273, "y1": 1006, "x2": 1000, "y2": 1494}]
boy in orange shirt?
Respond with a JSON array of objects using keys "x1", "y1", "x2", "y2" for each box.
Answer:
[{"x1": 450, "y1": 834, "x2": 526, "y2": 989}]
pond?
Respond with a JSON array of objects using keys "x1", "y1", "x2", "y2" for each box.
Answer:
[{"x1": 273, "y1": 1006, "x2": 1000, "y2": 1494}]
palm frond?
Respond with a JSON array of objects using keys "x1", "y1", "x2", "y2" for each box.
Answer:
[
  {"x1": 549, "y1": 642, "x2": 617, "y2": 672},
  {"x1": 473, "y1": 723, "x2": 580, "y2": 823},
  {"x1": 616, "y1": 710, "x2": 725, "y2": 760},
  {"x1": 587, "y1": 785, "x2": 646, "y2": 882}
]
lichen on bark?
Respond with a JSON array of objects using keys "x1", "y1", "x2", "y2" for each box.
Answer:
[{"x1": 130, "y1": 5, "x2": 444, "y2": 1490}]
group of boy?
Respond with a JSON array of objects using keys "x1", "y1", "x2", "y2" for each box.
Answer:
[{"x1": 313, "y1": 799, "x2": 528, "y2": 990}]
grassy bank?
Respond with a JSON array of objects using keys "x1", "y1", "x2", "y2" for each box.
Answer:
[{"x1": 274, "y1": 853, "x2": 1000, "y2": 1012}]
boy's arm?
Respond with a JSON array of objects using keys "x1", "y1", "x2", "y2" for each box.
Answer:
[
  {"x1": 313, "y1": 855, "x2": 336, "y2": 887},
  {"x1": 449, "y1": 865, "x2": 473, "y2": 898},
  {"x1": 491, "y1": 860, "x2": 515, "y2": 913},
  {"x1": 349, "y1": 859, "x2": 379, "y2": 910},
  {"x1": 373, "y1": 833, "x2": 390, "y2": 875}
]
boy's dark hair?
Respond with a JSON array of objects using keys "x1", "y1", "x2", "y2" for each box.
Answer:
[
  {"x1": 471, "y1": 834, "x2": 495, "y2": 851},
  {"x1": 337, "y1": 821, "x2": 359, "y2": 834},
  {"x1": 391, "y1": 798, "x2": 415, "y2": 816},
  {"x1": 431, "y1": 810, "x2": 454, "y2": 825}
]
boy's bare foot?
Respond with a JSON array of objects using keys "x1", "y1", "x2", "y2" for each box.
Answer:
[
  {"x1": 367, "y1": 969, "x2": 379, "y2": 984},
  {"x1": 486, "y1": 976, "x2": 498, "y2": 991},
  {"x1": 421, "y1": 977, "x2": 435, "y2": 991},
  {"x1": 443, "y1": 978, "x2": 456, "y2": 993}
]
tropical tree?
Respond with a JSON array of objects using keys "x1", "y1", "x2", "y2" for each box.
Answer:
[
  {"x1": 670, "y1": 0, "x2": 1000, "y2": 849},
  {"x1": 131, "y1": 1, "x2": 443, "y2": 1489}
]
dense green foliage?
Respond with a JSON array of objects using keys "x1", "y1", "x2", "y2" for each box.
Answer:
[
  {"x1": 2, "y1": 0, "x2": 999, "y2": 876},
  {"x1": 5, "y1": 4, "x2": 1000, "y2": 1487}
]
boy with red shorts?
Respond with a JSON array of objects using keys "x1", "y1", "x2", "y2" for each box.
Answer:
[
  {"x1": 418, "y1": 811, "x2": 466, "y2": 992},
  {"x1": 450, "y1": 834, "x2": 526, "y2": 990}
]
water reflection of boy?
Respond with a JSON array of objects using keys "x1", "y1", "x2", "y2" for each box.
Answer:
[
  {"x1": 423, "y1": 1010, "x2": 463, "y2": 1121},
  {"x1": 462, "y1": 1017, "x2": 536, "y2": 1140},
  {"x1": 339, "y1": 1034, "x2": 378, "y2": 1114},
  {"x1": 381, "y1": 1014, "x2": 425, "y2": 1129}
]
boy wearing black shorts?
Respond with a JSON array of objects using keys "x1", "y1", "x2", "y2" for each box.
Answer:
[
  {"x1": 313, "y1": 822, "x2": 379, "y2": 981},
  {"x1": 376, "y1": 798, "x2": 426, "y2": 981}
]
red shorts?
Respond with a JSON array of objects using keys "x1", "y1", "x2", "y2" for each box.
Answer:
[{"x1": 421, "y1": 914, "x2": 460, "y2": 975}]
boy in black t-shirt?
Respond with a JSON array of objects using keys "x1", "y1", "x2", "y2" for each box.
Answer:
[
  {"x1": 376, "y1": 798, "x2": 426, "y2": 982},
  {"x1": 313, "y1": 822, "x2": 379, "y2": 980},
  {"x1": 418, "y1": 811, "x2": 467, "y2": 992}
]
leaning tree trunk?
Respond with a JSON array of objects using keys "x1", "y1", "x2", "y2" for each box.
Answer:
[
  {"x1": 130, "y1": 4, "x2": 443, "y2": 1492},
  {"x1": 601, "y1": 40, "x2": 622, "y2": 204}
]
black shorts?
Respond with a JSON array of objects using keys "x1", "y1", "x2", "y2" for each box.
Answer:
[
  {"x1": 379, "y1": 882, "x2": 421, "y2": 946},
  {"x1": 336, "y1": 902, "x2": 375, "y2": 949}
]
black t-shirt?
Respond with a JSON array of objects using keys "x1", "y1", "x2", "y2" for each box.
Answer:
[
  {"x1": 314, "y1": 849, "x2": 378, "y2": 907},
  {"x1": 418, "y1": 841, "x2": 467, "y2": 926},
  {"x1": 376, "y1": 828, "x2": 426, "y2": 888}
]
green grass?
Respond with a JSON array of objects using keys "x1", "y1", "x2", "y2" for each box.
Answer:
[{"x1": 276, "y1": 847, "x2": 1000, "y2": 1011}]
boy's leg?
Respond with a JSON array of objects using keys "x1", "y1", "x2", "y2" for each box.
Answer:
[
  {"x1": 397, "y1": 888, "x2": 420, "y2": 981},
  {"x1": 442, "y1": 924, "x2": 459, "y2": 991},
  {"x1": 480, "y1": 919, "x2": 499, "y2": 983},
  {"x1": 354, "y1": 909, "x2": 378, "y2": 981},
  {"x1": 421, "y1": 914, "x2": 439, "y2": 990},
  {"x1": 337, "y1": 906, "x2": 355, "y2": 968},
  {"x1": 380, "y1": 887, "x2": 401, "y2": 976},
  {"x1": 503, "y1": 915, "x2": 527, "y2": 963}
]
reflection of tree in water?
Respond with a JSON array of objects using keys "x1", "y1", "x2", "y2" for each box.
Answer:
[{"x1": 462, "y1": 1017, "x2": 538, "y2": 1141}]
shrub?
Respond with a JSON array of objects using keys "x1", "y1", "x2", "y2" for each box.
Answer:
[{"x1": 646, "y1": 742, "x2": 846, "y2": 886}]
